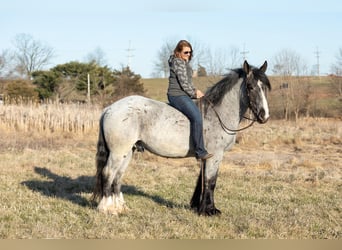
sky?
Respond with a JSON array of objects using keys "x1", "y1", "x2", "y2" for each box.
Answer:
[{"x1": 1, "y1": 0, "x2": 342, "y2": 78}]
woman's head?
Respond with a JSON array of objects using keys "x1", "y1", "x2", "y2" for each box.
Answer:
[{"x1": 173, "y1": 40, "x2": 193, "y2": 61}]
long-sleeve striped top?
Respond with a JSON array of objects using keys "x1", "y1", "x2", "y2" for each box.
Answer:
[{"x1": 167, "y1": 55, "x2": 196, "y2": 98}]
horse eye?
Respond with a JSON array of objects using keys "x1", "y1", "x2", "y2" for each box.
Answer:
[{"x1": 247, "y1": 84, "x2": 255, "y2": 90}]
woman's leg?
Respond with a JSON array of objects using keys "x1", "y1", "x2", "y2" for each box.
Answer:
[{"x1": 168, "y1": 95, "x2": 208, "y2": 158}]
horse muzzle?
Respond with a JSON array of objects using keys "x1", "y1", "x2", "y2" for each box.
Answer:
[{"x1": 256, "y1": 109, "x2": 269, "y2": 124}]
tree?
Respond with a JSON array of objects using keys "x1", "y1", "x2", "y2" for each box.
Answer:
[
  {"x1": 152, "y1": 38, "x2": 210, "y2": 78},
  {"x1": 85, "y1": 47, "x2": 107, "y2": 66},
  {"x1": 6, "y1": 79, "x2": 39, "y2": 102},
  {"x1": 153, "y1": 39, "x2": 241, "y2": 78},
  {"x1": 12, "y1": 33, "x2": 55, "y2": 78},
  {"x1": 330, "y1": 48, "x2": 342, "y2": 97},
  {"x1": 51, "y1": 61, "x2": 115, "y2": 102},
  {"x1": 31, "y1": 70, "x2": 61, "y2": 99},
  {"x1": 272, "y1": 48, "x2": 308, "y2": 76},
  {"x1": 0, "y1": 49, "x2": 12, "y2": 77},
  {"x1": 205, "y1": 47, "x2": 229, "y2": 76},
  {"x1": 152, "y1": 41, "x2": 174, "y2": 78},
  {"x1": 197, "y1": 64, "x2": 207, "y2": 77},
  {"x1": 112, "y1": 67, "x2": 145, "y2": 100},
  {"x1": 272, "y1": 49, "x2": 311, "y2": 120}
]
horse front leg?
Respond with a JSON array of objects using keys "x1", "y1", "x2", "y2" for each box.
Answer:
[{"x1": 190, "y1": 160, "x2": 221, "y2": 216}]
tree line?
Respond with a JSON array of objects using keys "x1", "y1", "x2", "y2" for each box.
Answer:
[
  {"x1": 0, "y1": 34, "x2": 145, "y2": 105},
  {"x1": 1, "y1": 34, "x2": 341, "y2": 117}
]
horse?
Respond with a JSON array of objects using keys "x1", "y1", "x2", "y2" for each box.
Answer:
[{"x1": 92, "y1": 60, "x2": 271, "y2": 216}]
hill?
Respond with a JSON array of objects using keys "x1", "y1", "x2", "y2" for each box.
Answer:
[{"x1": 142, "y1": 76, "x2": 341, "y2": 119}]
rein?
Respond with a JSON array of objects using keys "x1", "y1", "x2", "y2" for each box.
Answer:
[{"x1": 201, "y1": 96, "x2": 256, "y2": 135}]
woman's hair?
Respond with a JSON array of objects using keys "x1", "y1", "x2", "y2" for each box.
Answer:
[{"x1": 173, "y1": 40, "x2": 193, "y2": 61}]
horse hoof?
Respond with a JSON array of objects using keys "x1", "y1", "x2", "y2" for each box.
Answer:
[{"x1": 198, "y1": 207, "x2": 221, "y2": 216}]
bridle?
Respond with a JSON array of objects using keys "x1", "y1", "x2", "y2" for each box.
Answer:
[
  {"x1": 200, "y1": 77, "x2": 258, "y2": 135},
  {"x1": 202, "y1": 96, "x2": 256, "y2": 135}
]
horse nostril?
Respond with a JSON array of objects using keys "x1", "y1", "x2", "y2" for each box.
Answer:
[
  {"x1": 259, "y1": 109, "x2": 265, "y2": 119},
  {"x1": 257, "y1": 109, "x2": 269, "y2": 123},
  {"x1": 258, "y1": 109, "x2": 270, "y2": 123}
]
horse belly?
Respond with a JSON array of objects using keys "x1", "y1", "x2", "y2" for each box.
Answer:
[
  {"x1": 139, "y1": 104, "x2": 193, "y2": 158},
  {"x1": 142, "y1": 115, "x2": 192, "y2": 157},
  {"x1": 102, "y1": 96, "x2": 194, "y2": 158}
]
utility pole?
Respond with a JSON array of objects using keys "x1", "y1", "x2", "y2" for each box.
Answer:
[
  {"x1": 240, "y1": 43, "x2": 249, "y2": 61},
  {"x1": 87, "y1": 73, "x2": 90, "y2": 103},
  {"x1": 314, "y1": 47, "x2": 321, "y2": 76},
  {"x1": 126, "y1": 40, "x2": 135, "y2": 69}
]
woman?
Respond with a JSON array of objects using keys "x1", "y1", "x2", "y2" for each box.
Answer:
[{"x1": 167, "y1": 40, "x2": 213, "y2": 160}]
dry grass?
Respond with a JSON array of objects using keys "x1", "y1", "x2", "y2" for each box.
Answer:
[
  {"x1": 0, "y1": 101, "x2": 101, "y2": 133},
  {"x1": 0, "y1": 101, "x2": 341, "y2": 239}
]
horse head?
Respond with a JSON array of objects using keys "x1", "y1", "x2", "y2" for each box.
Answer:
[{"x1": 243, "y1": 60, "x2": 271, "y2": 124}]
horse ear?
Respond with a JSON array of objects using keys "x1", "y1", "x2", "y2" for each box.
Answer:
[
  {"x1": 259, "y1": 61, "x2": 267, "y2": 73},
  {"x1": 243, "y1": 60, "x2": 250, "y2": 73}
]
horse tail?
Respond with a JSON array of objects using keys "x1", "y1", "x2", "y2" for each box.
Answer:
[{"x1": 92, "y1": 113, "x2": 109, "y2": 202}]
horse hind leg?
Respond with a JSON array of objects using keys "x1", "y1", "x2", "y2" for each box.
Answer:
[
  {"x1": 97, "y1": 150, "x2": 132, "y2": 215},
  {"x1": 110, "y1": 149, "x2": 133, "y2": 214}
]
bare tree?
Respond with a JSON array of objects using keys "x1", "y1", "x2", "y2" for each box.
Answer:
[
  {"x1": 272, "y1": 49, "x2": 311, "y2": 120},
  {"x1": 272, "y1": 48, "x2": 308, "y2": 76},
  {"x1": 12, "y1": 33, "x2": 55, "y2": 78},
  {"x1": 152, "y1": 41, "x2": 174, "y2": 78},
  {"x1": 152, "y1": 38, "x2": 209, "y2": 78},
  {"x1": 228, "y1": 45, "x2": 241, "y2": 69},
  {"x1": 152, "y1": 38, "x2": 242, "y2": 78},
  {"x1": 203, "y1": 46, "x2": 241, "y2": 76},
  {"x1": 205, "y1": 48, "x2": 226, "y2": 76},
  {"x1": 0, "y1": 49, "x2": 11, "y2": 77},
  {"x1": 330, "y1": 48, "x2": 342, "y2": 97},
  {"x1": 85, "y1": 47, "x2": 107, "y2": 66}
]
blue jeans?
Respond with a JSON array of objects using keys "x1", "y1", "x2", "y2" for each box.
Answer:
[{"x1": 168, "y1": 95, "x2": 208, "y2": 158}]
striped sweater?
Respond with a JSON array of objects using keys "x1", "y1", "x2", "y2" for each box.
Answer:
[{"x1": 167, "y1": 55, "x2": 196, "y2": 98}]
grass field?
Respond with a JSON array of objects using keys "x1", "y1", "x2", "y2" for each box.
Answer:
[
  {"x1": 0, "y1": 75, "x2": 341, "y2": 238},
  {"x1": 0, "y1": 99, "x2": 340, "y2": 238}
]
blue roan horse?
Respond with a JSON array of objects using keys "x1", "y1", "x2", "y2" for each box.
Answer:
[{"x1": 93, "y1": 60, "x2": 271, "y2": 216}]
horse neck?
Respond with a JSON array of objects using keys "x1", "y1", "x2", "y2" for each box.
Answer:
[{"x1": 212, "y1": 78, "x2": 249, "y2": 127}]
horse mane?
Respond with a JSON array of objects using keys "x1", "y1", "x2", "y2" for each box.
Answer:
[
  {"x1": 205, "y1": 68, "x2": 246, "y2": 106},
  {"x1": 205, "y1": 66, "x2": 271, "y2": 106}
]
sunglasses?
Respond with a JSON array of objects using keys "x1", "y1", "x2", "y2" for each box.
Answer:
[{"x1": 183, "y1": 51, "x2": 192, "y2": 55}]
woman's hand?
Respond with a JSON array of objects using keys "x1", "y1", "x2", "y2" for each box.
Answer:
[{"x1": 196, "y1": 89, "x2": 205, "y2": 98}]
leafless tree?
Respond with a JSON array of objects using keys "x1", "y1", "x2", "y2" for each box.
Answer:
[
  {"x1": 12, "y1": 33, "x2": 55, "y2": 78},
  {"x1": 204, "y1": 46, "x2": 241, "y2": 76},
  {"x1": 0, "y1": 49, "x2": 11, "y2": 77},
  {"x1": 85, "y1": 47, "x2": 107, "y2": 66},
  {"x1": 272, "y1": 49, "x2": 311, "y2": 120},
  {"x1": 153, "y1": 38, "x2": 240, "y2": 78},
  {"x1": 272, "y1": 48, "x2": 308, "y2": 76},
  {"x1": 152, "y1": 40, "x2": 174, "y2": 78},
  {"x1": 330, "y1": 48, "x2": 342, "y2": 97}
]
